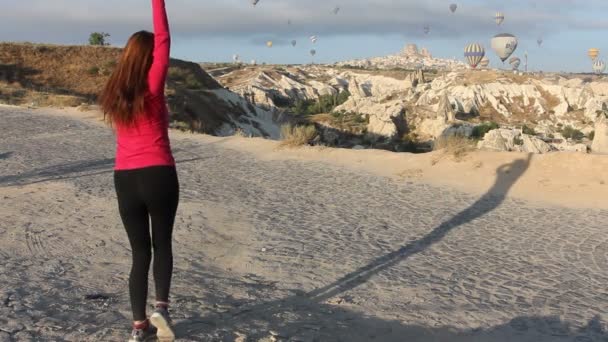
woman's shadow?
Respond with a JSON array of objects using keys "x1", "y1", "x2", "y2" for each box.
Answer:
[
  {"x1": 307, "y1": 153, "x2": 533, "y2": 302},
  {"x1": 175, "y1": 154, "x2": 536, "y2": 340}
]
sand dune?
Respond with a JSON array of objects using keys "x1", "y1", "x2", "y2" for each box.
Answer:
[{"x1": 1, "y1": 105, "x2": 608, "y2": 341}]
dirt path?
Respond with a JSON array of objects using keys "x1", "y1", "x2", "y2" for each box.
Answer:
[{"x1": 1, "y1": 106, "x2": 607, "y2": 341}]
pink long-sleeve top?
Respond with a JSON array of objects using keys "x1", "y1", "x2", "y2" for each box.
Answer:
[{"x1": 114, "y1": 0, "x2": 175, "y2": 171}]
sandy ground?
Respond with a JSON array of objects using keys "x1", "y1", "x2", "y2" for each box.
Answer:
[{"x1": 1, "y1": 105, "x2": 608, "y2": 342}]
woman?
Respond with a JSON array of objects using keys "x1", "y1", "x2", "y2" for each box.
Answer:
[{"x1": 99, "y1": 0, "x2": 178, "y2": 341}]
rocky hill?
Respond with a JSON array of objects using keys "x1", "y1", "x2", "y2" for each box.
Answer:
[
  {"x1": 210, "y1": 62, "x2": 608, "y2": 153},
  {"x1": 335, "y1": 43, "x2": 467, "y2": 71},
  {"x1": 0, "y1": 43, "x2": 279, "y2": 138}
]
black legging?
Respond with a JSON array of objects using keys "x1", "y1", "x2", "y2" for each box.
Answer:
[{"x1": 114, "y1": 165, "x2": 179, "y2": 321}]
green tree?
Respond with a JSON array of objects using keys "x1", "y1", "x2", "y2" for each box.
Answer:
[
  {"x1": 471, "y1": 122, "x2": 500, "y2": 139},
  {"x1": 89, "y1": 32, "x2": 110, "y2": 46},
  {"x1": 560, "y1": 126, "x2": 585, "y2": 141}
]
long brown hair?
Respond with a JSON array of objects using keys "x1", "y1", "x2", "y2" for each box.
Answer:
[{"x1": 99, "y1": 31, "x2": 154, "y2": 126}]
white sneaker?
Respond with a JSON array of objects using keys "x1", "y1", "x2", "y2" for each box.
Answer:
[{"x1": 150, "y1": 307, "x2": 175, "y2": 341}]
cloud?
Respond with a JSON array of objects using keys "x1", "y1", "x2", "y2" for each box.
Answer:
[{"x1": 0, "y1": 0, "x2": 605, "y2": 44}]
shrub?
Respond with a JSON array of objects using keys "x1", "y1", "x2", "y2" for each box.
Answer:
[
  {"x1": 588, "y1": 131, "x2": 595, "y2": 141},
  {"x1": 89, "y1": 32, "x2": 110, "y2": 46},
  {"x1": 291, "y1": 90, "x2": 351, "y2": 115},
  {"x1": 522, "y1": 125, "x2": 536, "y2": 136},
  {"x1": 433, "y1": 134, "x2": 476, "y2": 160},
  {"x1": 271, "y1": 95, "x2": 292, "y2": 108},
  {"x1": 560, "y1": 126, "x2": 585, "y2": 141},
  {"x1": 184, "y1": 74, "x2": 203, "y2": 89},
  {"x1": 471, "y1": 122, "x2": 500, "y2": 139},
  {"x1": 513, "y1": 137, "x2": 524, "y2": 146},
  {"x1": 168, "y1": 67, "x2": 185, "y2": 80},
  {"x1": 279, "y1": 124, "x2": 318, "y2": 147},
  {"x1": 87, "y1": 66, "x2": 100, "y2": 75},
  {"x1": 104, "y1": 60, "x2": 117, "y2": 69}
]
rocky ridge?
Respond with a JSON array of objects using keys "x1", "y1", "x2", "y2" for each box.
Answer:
[
  {"x1": 211, "y1": 62, "x2": 608, "y2": 153},
  {"x1": 335, "y1": 43, "x2": 467, "y2": 71}
]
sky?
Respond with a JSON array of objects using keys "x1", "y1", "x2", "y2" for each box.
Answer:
[{"x1": 0, "y1": 0, "x2": 607, "y2": 72}]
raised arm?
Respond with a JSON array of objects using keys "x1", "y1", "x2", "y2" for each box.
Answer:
[{"x1": 148, "y1": 0, "x2": 170, "y2": 96}]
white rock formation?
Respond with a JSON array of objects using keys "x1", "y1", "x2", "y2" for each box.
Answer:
[
  {"x1": 403, "y1": 44, "x2": 419, "y2": 56},
  {"x1": 522, "y1": 134, "x2": 553, "y2": 154},
  {"x1": 478, "y1": 129, "x2": 522, "y2": 152},
  {"x1": 212, "y1": 63, "x2": 608, "y2": 152},
  {"x1": 477, "y1": 128, "x2": 583, "y2": 154},
  {"x1": 336, "y1": 44, "x2": 467, "y2": 71},
  {"x1": 415, "y1": 72, "x2": 608, "y2": 132},
  {"x1": 420, "y1": 48, "x2": 432, "y2": 59},
  {"x1": 211, "y1": 88, "x2": 281, "y2": 139},
  {"x1": 592, "y1": 114, "x2": 608, "y2": 153}
]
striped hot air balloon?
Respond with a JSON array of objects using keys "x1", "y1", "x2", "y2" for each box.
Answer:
[
  {"x1": 509, "y1": 57, "x2": 521, "y2": 70},
  {"x1": 588, "y1": 48, "x2": 600, "y2": 61},
  {"x1": 310, "y1": 35, "x2": 318, "y2": 44},
  {"x1": 480, "y1": 56, "x2": 490, "y2": 68},
  {"x1": 593, "y1": 60, "x2": 606, "y2": 74},
  {"x1": 464, "y1": 43, "x2": 485, "y2": 69},
  {"x1": 495, "y1": 12, "x2": 505, "y2": 25},
  {"x1": 266, "y1": 41, "x2": 273, "y2": 48}
]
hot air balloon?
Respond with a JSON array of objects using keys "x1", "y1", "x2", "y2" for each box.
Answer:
[
  {"x1": 291, "y1": 40, "x2": 297, "y2": 47},
  {"x1": 480, "y1": 56, "x2": 490, "y2": 68},
  {"x1": 495, "y1": 12, "x2": 505, "y2": 25},
  {"x1": 310, "y1": 49, "x2": 316, "y2": 57},
  {"x1": 450, "y1": 4, "x2": 457, "y2": 13},
  {"x1": 588, "y1": 48, "x2": 600, "y2": 61},
  {"x1": 333, "y1": 6, "x2": 340, "y2": 15},
  {"x1": 251, "y1": 59, "x2": 257, "y2": 65},
  {"x1": 310, "y1": 36, "x2": 318, "y2": 44},
  {"x1": 423, "y1": 25, "x2": 430, "y2": 35},
  {"x1": 491, "y1": 33, "x2": 518, "y2": 62},
  {"x1": 252, "y1": 0, "x2": 260, "y2": 6},
  {"x1": 537, "y1": 38, "x2": 543, "y2": 47},
  {"x1": 287, "y1": 19, "x2": 292, "y2": 25},
  {"x1": 266, "y1": 41, "x2": 273, "y2": 48},
  {"x1": 464, "y1": 43, "x2": 485, "y2": 69},
  {"x1": 593, "y1": 60, "x2": 606, "y2": 74},
  {"x1": 509, "y1": 57, "x2": 521, "y2": 70},
  {"x1": 232, "y1": 54, "x2": 240, "y2": 63}
]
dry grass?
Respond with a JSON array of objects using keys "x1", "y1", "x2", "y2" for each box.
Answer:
[
  {"x1": 433, "y1": 135, "x2": 477, "y2": 162},
  {"x1": 279, "y1": 124, "x2": 318, "y2": 147},
  {"x1": 456, "y1": 70, "x2": 539, "y2": 86},
  {"x1": 0, "y1": 83, "x2": 85, "y2": 108},
  {"x1": 537, "y1": 86, "x2": 561, "y2": 109},
  {"x1": 0, "y1": 42, "x2": 247, "y2": 134},
  {"x1": 308, "y1": 112, "x2": 368, "y2": 134},
  {"x1": 347, "y1": 69, "x2": 415, "y2": 81}
]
